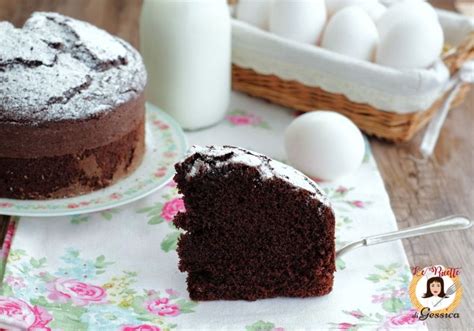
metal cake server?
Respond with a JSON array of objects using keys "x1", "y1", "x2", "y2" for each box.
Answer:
[{"x1": 336, "y1": 215, "x2": 472, "y2": 258}]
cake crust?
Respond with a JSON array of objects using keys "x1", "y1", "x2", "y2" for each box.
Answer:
[
  {"x1": 0, "y1": 93, "x2": 146, "y2": 159},
  {"x1": 0, "y1": 118, "x2": 145, "y2": 200}
]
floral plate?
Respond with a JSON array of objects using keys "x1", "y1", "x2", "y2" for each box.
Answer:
[{"x1": 0, "y1": 103, "x2": 187, "y2": 217}]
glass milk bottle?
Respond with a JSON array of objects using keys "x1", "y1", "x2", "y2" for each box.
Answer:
[{"x1": 140, "y1": 0, "x2": 231, "y2": 130}]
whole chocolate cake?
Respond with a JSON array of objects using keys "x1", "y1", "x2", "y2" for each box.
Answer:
[
  {"x1": 174, "y1": 145, "x2": 336, "y2": 301},
  {"x1": 0, "y1": 12, "x2": 147, "y2": 199}
]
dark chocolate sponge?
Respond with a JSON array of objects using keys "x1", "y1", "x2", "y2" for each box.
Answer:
[{"x1": 174, "y1": 145, "x2": 336, "y2": 301}]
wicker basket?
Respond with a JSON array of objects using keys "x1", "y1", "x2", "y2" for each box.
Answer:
[{"x1": 231, "y1": 22, "x2": 474, "y2": 142}]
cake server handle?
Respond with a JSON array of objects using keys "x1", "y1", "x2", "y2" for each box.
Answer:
[
  {"x1": 336, "y1": 215, "x2": 472, "y2": 258},
  {"x1": 420, "y1": 61, "x2": 474, "y2": 158}
]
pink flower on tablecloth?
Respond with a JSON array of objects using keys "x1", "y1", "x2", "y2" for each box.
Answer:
[
  {"x1": 335, "y1": 186, "x2": 349, "y2": 194},
  {"x1": 46, "y1": 278, "x2": 107, "y2": 306},
  {"x1": 154, "y1": 167, "x2": 167, "y2": 178},
  {"x1": 386, "y1": 309, "x2": 419, "y2": 327},
  {"x1": 392, "y1": 288, "x2": 407, "y2": 297},
  {"x1": 273, "y1": 328, "x2": 285, "y2": 331},
  {"x1": 161, "y1": 198, "x2": 185, "y2": 222},
  {"x1": 164, "y1": 151, "x2": 176, "y2": 158},
  {"x1": 337, "y1": 322, "x2": 355, "y2": 330},
  {"x1": 0, "y1": 202, "x2": 13, "y2": 208},
  {"x1": 371, "y1": 294, "x2": 388, "y2": 303},
  {"x1": 5, "y1": 276, "x2": 25, "y2": 288},
  {"x1": 351, "y1": 200, "x2": 365, "y2": 208},
  {"x1": 153, "y1": 120, "x2": 169, "y2": 130},
  {"x1": 348, "y1": 310, "x2": 364, "y2": 319},
  {"x1": 228, "y1": 115, "x2": 252, "y2": 125},
  {"x1": 110, "y1": 193, "x2": 122, "y2": 200},
  {"x1": 0, "y1": 296, "x2": 52, "y2": 331},
  {"x1": 120, "y1": 324, "x2": 161, "y2": 331},
  {"x1": 146, "y1": 297, "x2": 180, "y2": 317},
  {"x1": 226, "y1": 112, "x2": 262, "y2": 126},
  {"x1": 165, "y1": 288, "x2": 179, "y2": 297}
]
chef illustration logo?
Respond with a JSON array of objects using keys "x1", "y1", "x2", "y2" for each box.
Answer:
[{"x1": 409, "y1": 265, "x2": 462, "y2": 320}]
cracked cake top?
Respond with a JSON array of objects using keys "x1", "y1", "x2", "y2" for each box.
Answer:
[
  {"x1": 0, "y1": 12, "x2": 147, "y2": 125},
  {"x1": 181, "y1": 145, "x2": 330, "y2": 206}
]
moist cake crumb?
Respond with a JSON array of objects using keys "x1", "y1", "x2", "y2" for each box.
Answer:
[{"x1": 173, "y1": 145, "x2": 336, "y2": 301}]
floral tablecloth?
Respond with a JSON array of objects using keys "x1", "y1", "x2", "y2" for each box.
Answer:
[{"x1": 0, "y1": 93, "x2": 427, "y2": 331}]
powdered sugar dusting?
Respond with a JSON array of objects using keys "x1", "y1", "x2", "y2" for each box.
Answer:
[
  {"x1": 0, "y1": 22, "x2": 56, "y2": 66},
  {"x1": 0, "y1": 12, "x2": 146, "y2": 124},
  {"x1": 66, "y1": 16, "x2": 128, "y2": 63},
  {"x1": 2, "y1": 54, "x2": 90, "y2": 116},
  {"x1": 184, "y1": 145, "x2": 329, "y2": 205}
]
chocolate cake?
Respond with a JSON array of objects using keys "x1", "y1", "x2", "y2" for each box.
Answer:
[
  {"x1": 174, "y1": 145, "x2": 336, "y2": 301},
  {"x1": 0, "y1": 12, "x2": 147, "y2": 199}
]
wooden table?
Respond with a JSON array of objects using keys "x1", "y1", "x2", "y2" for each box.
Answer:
[{"x1": 1, "y1": 0, "x2": 472, "y2": 329}]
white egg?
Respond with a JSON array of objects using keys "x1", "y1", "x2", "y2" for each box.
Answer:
[
  {"x1": 236, "y1": 0, "x2": 272, "y2": 30},
  {"x1": 376, "y1": 18, "x2": 444, "y2": 69},
  {"x1": 321, "y1": 6, "x2": 379, "y2": 61},
  {"x1": 358, "y1": 1, "x2": 386, "y2": 21},
  {"x1": 377, "y1": 1, "x2": 438, "y2": 38},
  {"x1": 284, "y1": 111, "x2": 365, "y2": 181},
  {"x1": 269, "y1": 0, "x2": 327, "y2": 44},
  {"x1": 325, "y1": 0, "x2": 377, "y2": 16}
]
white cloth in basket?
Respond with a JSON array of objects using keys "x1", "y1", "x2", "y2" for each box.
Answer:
[{"x1": 231, "y1": 10, "x2": 473, "y2": 114}]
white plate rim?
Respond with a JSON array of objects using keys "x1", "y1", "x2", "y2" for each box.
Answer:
[{"x1": 0, "y1": 103, "x2": 187, "y2": 218}]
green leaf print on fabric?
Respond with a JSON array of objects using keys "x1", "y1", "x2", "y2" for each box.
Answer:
[
  {"x1": 366, "y1": 264, "x2": 400, "y2": 283},
  {"x1": 245, "y1": 320, "x2": 284, "y2": 331},
  {"x1": 30, "y1": 257, "x2": 47, "y2": 268},
  {"x1": 100, "y1": 209, "x2": 119, "y2": 221},
  {"x1": 30, "y1": 296, "x2": 88, "y2": 331},
  {"x1": 336, "y1": 258, "x2": 346, "y2": 271},
  {"x1": 174, "y1": 299, "x2": 197, "y2": 314},
  {"x1": 161, "y1": 232, "x2": 182, "y2": 253},
  {"x1": 95, "y1": 255, "x2": 114, "y2": 275},
  {"x1": 137, "y1": 202, "x2": 166, "y2": 225},
  {"x1": 382, "y1": 298, "x2": 405, "y2": 313},
  {"x1": 149, "y1": 216, "x2": 164, "y2": 225},
  {"x1": 70, "y1": 210, "x2": 119, "y2": 224},
  {"x1": 71, "y1": 215, "x2": 89, "y2": 225},
  {"x1": 335, "y1": 238, "x2": 347, "y2": 271}
]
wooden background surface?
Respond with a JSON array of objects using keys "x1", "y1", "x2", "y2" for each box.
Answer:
[{"x1": 0, "y1": 0, "x2": 472, "y2": 329}]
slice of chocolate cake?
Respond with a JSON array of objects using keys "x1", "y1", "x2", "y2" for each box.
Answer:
[{"x1": 174, "y1": 145, "x2": 335, "y2": 301}]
